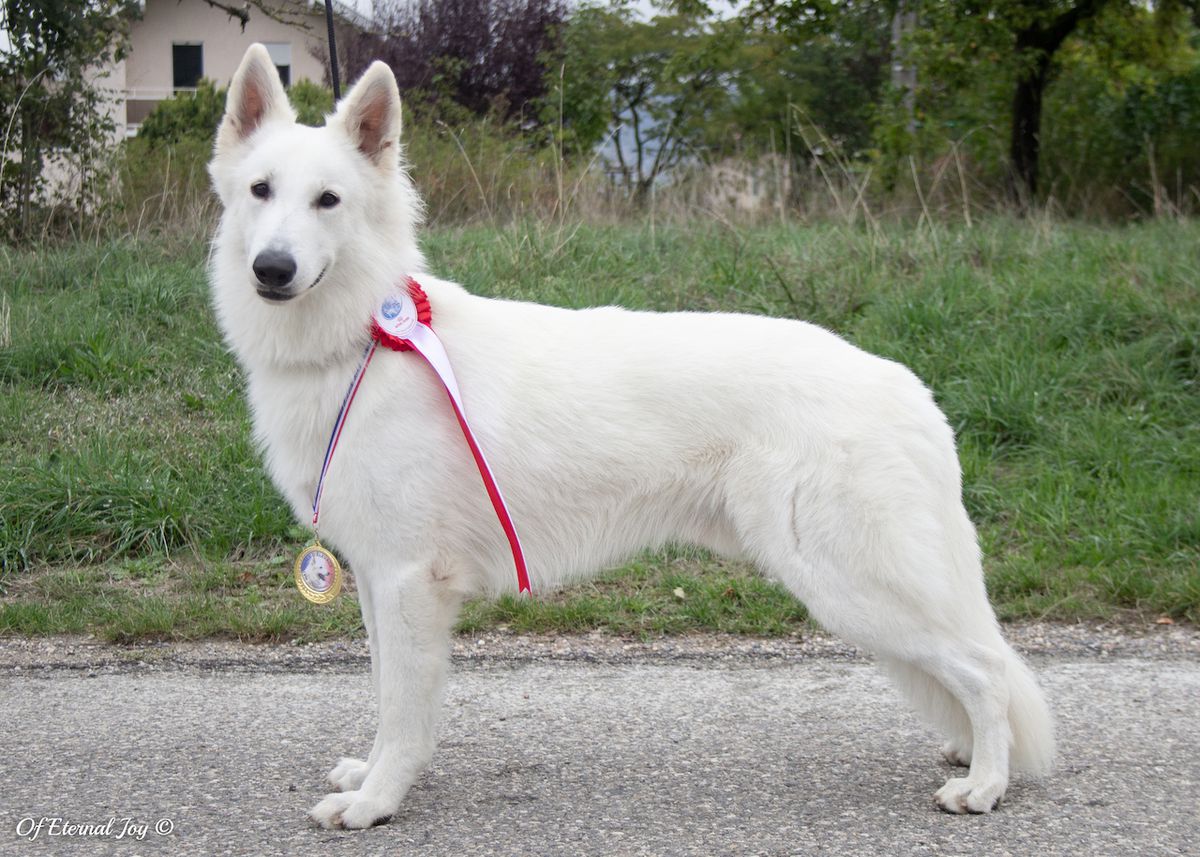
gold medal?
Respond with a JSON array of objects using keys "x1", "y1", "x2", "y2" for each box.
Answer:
[{"x1": 294, "y1": 542, "x2": 343, "y2": 604}]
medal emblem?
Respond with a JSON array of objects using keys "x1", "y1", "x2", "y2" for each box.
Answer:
[
  {"x1": 374, "y1": 288, "x2": 418, "y2": 340},
  {"x1": 294, "y1": 542, "x2": 343, "y2": 604}
]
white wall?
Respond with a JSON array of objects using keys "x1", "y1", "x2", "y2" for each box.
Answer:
[{"x1": 126, "y1": 0, "x2": 329, "y2": 101}]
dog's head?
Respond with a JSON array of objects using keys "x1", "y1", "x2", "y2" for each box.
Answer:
[{"x1": 208, "y1": 44, "x2": 418, "y2": 304}]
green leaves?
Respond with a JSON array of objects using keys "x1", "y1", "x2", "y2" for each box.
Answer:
[
  {"x1": 0, "y1": 0, "x2": 138, "y2": 240},
  {"x1": 135, "y1": 80, "x2": 228, "y2": 146},
  {"x1": 135, "y1": 78, "x2": 335, "y2": 148}
]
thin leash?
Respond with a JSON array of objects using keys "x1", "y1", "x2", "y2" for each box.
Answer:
[{"x1": 309, "y1": 2, "x2": 351, "y2": 531}]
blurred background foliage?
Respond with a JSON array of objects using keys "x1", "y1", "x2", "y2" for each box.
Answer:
[
  {"x1": 6, "y1": 0, "x2": 1200, "y2": 235},
  {"x1": 3, "y1": 1, "x2": 1199, "y2": 635}
]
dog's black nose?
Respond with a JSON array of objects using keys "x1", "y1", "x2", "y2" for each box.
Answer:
[{"x1": 252, "y1": 250, "x2": 297, "y2": 289}]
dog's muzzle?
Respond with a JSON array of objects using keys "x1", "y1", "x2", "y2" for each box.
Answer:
[{"x1": 253, "y1": 251, "x2": 327, "y2": 303}]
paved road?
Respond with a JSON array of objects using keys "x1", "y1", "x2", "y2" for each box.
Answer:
[{"x1": 0, "y1": 631, "x2": 1196, "y2": 856}]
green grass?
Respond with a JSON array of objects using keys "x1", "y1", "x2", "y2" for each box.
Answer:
[{"x1": 1, "y1": 219, "x2": 1197, "y2": 640}]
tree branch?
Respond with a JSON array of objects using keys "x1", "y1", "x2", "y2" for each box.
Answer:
[
  {"x1": 630, "y1": 100, "x2": 645, "y2": 185},
  {"x1": 196, "y1": 0, "x2": 312, "y2": 33},
  {"x1": 1019, "y1": 0, "x2": 1110, "y2": 54},
  {"x1": 198, "y1": 0, "x2": 249, "y2": 30}
]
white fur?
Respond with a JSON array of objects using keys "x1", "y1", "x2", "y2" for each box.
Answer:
[{"x1": 209, "y1": 45, "x2": 1055, "y2": 829}]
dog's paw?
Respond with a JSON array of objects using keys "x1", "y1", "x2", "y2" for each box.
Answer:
[
  {"x1": 941, "y1": 740, "x2": 972, "y2": 768},
  {"x1": 308, "y1": 790, "x2": 394, "y2": 830},
  {"x1": 327, "y1": 757, "x2": 370, "y2": 792},
  {"x1": 934, "y1": 775, "x2": 1006, "y2": 815}
]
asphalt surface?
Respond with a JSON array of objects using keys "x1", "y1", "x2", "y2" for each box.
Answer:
[{"x1": 0, "y1": 629, "x2": 1197, "y2": 856}]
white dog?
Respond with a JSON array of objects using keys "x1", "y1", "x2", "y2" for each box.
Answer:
[{"x1": 208, "y1": 45, "x2": 1054, "y2": 829}]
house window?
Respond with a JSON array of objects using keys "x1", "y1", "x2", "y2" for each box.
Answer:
[
  {"x1": 264, "y1": 43, "x2": 292, "y2": 87},
  {"x1": 173, "y1": 43, "x2": 203, "y2": 89}
]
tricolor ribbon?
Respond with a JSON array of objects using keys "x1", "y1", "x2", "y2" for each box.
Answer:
[
  {"x1": 310, "y1": 277, "x2": 531, "y2": 595},
  {"x1": 311, "y1": 340, "x2": 377, "y2": 528}
]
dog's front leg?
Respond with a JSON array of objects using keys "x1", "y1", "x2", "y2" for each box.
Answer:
[
  {"x1": 309, "y1": 565, "x2": 459, "y2": 829},
  {"x1": 327, "y1": 571, "x2": 382, "y2": 793}
]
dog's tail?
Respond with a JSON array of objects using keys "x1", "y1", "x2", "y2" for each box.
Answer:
[
  {"x1": 1000, "y1": 640, "x2": 1056, "y2": 774},
  {"x1": 884, "y1": 634, "x2": 1055, "y2": 775}
]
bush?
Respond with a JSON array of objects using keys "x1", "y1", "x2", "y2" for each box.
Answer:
[
  {"x1": 116, "y1": 78, "x2": 585, "y2": 233},
  {"x1": 289, "y1": 79, "x2": 334, "y2": 126},
  {"x1": 0, "y1": 0, "x2": 132, "y2": 242},
  {"x1": 108, "y1": 80, "x2": 339, "y2": 236},
  {"x1": 136, "y1": 78, "x2": 335, "y2": 149},
  {"x1": 136, "y1": 80, "x2": 227, "y2": 146},
  {"x1": 1041, "y1": 58, "x2": 1200, "y2": 215}
]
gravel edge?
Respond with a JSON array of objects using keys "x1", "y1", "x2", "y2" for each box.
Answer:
[{"x1": 0, "y1": 621, "x2": 1196, "y2": 676}]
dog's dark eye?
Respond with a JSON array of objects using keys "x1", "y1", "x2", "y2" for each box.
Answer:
[
  {"x1": 250, "y1": 181, "x2": 270, "y2": 199},
  {"x1": 317, "y1": 191, "x2": 340, "y2": 209}
]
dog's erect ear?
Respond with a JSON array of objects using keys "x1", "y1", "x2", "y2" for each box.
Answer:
[
  {"x1": 332, "y1": 61, "x2": 402, "y2": 170},
  {"x1": 216, "y1": 44, "x2": 295, "y2": 152}
]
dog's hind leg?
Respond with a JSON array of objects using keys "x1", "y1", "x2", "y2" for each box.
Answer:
[
  {"x1": 879, "y1": 658, "x2": 973, "y2": 767},
  {"x1": 327, "y1": 571, "x2": 382, "y2": 793},
  {"x1": 740, "y1": 457, "x2": 1047, "y2": 814},
  {"x1": 899, "y1": 638, "x2": 1012, "y2": 813},
  {"x1": 769, "y1": 555, "x2": 1015, "y2": 812},
  {"x1": 310, "y1": 564, "x2": 462, "y2": 829}
]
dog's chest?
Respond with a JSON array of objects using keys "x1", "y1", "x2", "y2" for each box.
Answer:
[
  {"x1": 246, "y1": 369, "x2": 349, "y2": 515},
  {"x1": 245, "y1": 359, "x2": 438, "y2": 526}
]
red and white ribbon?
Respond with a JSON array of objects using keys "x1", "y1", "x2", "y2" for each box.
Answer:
[{"x1": 370, "y1": 278, "x2": 531, "y2": 594}]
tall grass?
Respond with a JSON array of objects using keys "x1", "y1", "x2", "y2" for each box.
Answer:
[
  {"x1": 89, "y1": 113, "x2": 1047, "y2": 243},
  {"x1": 0, "y1": 241, "x2": 293, "y2": 575},
  {"x1": 2, "y1": 219, "x2": 1197, "y2": 627}
]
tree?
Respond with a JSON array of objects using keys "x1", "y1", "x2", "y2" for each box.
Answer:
[
  {"x1": 1006, "y1": 2, "x2": 1109, "y2": 202},
  {"x1": 749, "y1": 0, "x2": 1200, "y2": 207},
  {"x1": 720, "y1": 1, "x2": 891, "y2": 159},
  {"x1": 0, "y1": 0, "x2": 135, "y2": 239},
  {"x1": 339, "y1": 0, "x2": 568, "y2": 126},
  {"x1": 539, "y1": 2, "x2": 618, "y2": 155},
  {"x1": 550, "y1": 3, "x2": 739, "y2": 204},
  {"x1": 911, "y1": 1, "x2": 1113, "y2": 204},
  {"x1": 608, "y1": 13, "x2": 735, "y2": 202},
  {"x1": 911, "y1": 0, "x2": 1200, "y2": 206},
  {"x1": 549, "y1": 1, "x2": 889, "y2": 203}
]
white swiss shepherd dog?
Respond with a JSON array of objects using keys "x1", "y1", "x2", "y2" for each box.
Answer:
[{"x1": 208, "y1": 45, "x2": 1054, "y2": 829}]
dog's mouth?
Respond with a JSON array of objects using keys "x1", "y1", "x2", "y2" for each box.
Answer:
[
  {"x1": 255, "y1": 286, "x2": 294, "y2": 302},
  {"x1": 255, "y1": 266, "x2": 328, "y2": 303}
]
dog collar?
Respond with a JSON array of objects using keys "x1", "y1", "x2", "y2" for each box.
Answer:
[{"x1": 304, "y1": 277, "x2": 531, "y2": 598}]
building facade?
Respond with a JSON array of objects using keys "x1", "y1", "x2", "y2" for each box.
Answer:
[{"x1": 110, "y1": 0, "x2": 362, "y2": 136}]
